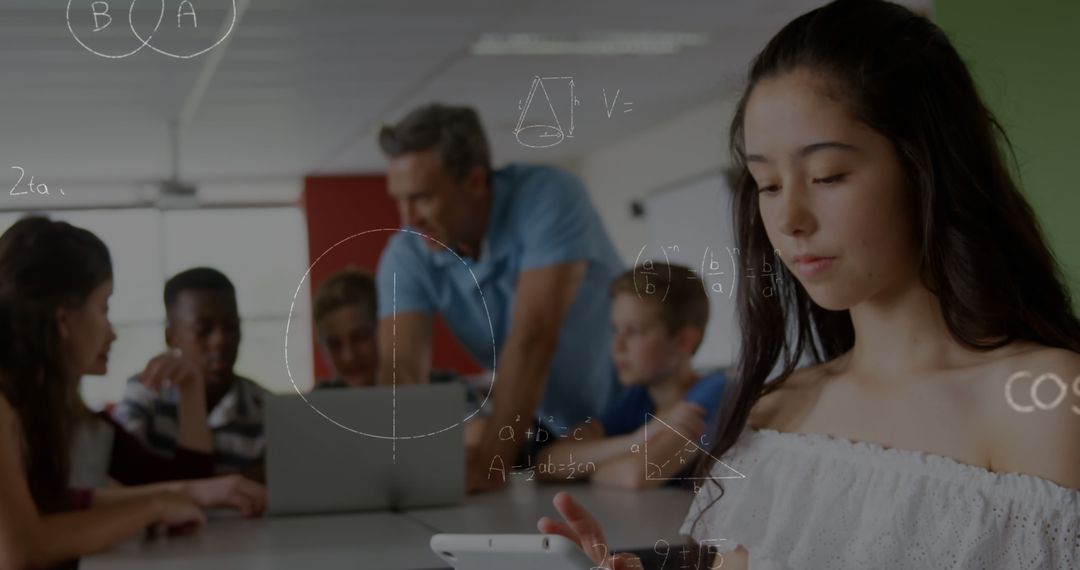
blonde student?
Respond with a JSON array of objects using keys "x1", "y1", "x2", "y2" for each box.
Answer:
[
  {"x1": 311, "y1": 268, "x2": 379, "y2": 389},
  {"x1": 539, "y1": 263, "x2": 726, "y2": 489},
  {"x1": 537, "y1": 1, "x2": 1080, "y2": 568}
]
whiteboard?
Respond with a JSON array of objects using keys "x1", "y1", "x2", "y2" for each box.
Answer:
[{"x1": 643, "y1": 172, "x2": 740, "y2": 369}]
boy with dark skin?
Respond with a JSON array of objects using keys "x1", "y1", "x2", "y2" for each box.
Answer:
[{"x1": 112, "y1": 268, "x2": 268, "y2": 479}]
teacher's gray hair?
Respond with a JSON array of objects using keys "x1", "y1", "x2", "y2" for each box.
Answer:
[{"x1": 378, "y1": 103, "x2": 492, "y2": 182}]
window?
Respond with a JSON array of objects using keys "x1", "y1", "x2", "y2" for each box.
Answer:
[{"x1": 0, "y1": 207, "x2": 313, "y2": 410}]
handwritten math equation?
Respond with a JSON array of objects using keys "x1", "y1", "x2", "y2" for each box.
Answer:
[
  {"x1": 67, "y1": 0, "x2": 237, "y2": 60},
  {"x1": 514, "y1": 75, "x2": 633, "y2": 149},
  {"x1": 589, "y1": 538, "x2": 729, "y2": 570},
  {"x1": 487, "y1": 453, "x2": 597, "y2": 483},
  {"x1": 496, "y1": 415, "x2": 590, "y2": 445},
  {"x1": 487, "y1": 415, "x2": 596, "y2": 482},
  {"x1": 1004, "y1": 370, "x2": 1080, "y2": 415},
  {"x1": 634, "y1": 244, "x2": 784, "y2": 302},
  {"x1": 9, "y1": 167, "x2": 65, "y2": 197}
]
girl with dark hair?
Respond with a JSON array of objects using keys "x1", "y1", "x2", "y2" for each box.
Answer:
[
  {"x1": 0, "y1": 216, "x2": 203, "y2": 568},
  {"x1": 538, "y1": 1, "x2": 1079, "y2": 568},
  {"x1": 0, "y1": 217, "x2": 263, "y2": 569}
]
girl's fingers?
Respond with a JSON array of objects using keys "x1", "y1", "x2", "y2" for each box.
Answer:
[
  {"x1": 552, "y1": 493, "x2": 599, "y2": 531},
  {"x1": 552, "y1": 492, "x2": 609, "y2": 563},
  {"x1": 238, "y1": 481, "x2": 267, "y2": 515},
  {"x1": 251, "y1": 491, "x2": 267, "y2": 516},
  {"x1": 230, "y1": 490, "x2": 255, "y2": 517},
  {"x1": 537, "y1": 516, "x2": 581, "y2": 545}
]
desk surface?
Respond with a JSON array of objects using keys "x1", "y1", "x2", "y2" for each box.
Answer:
[
  {"x1": 84, "y1": 481, "x2": 694, "y2": 570},
  {"x1": 408, "y1": 481, "x2": 694, "y2": 552},
  {"x1": 82, "y1": 511, "x2": 446, "y2": 570}
]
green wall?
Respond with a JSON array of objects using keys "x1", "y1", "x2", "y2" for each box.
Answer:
[{"x1": 936, "y1": 0, "x2": 1080, "y2": 312}]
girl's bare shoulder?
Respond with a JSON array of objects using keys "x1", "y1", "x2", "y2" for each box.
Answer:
[
  {"x1": 982, "y1": 343, "x2": 1080, "y2": 490},
  {"x1": 749, "y1": 359, "x2": 836, "y2": 431}
]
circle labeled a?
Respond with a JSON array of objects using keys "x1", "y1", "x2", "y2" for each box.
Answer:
[{"x1": 129, "y1": 0, "x2": 237, "y2": 60}]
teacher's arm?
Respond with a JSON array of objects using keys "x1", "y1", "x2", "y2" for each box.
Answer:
[
  {"x1": 376, "y1": 310, "x2": 432, "y2": 386},
  {"x1": 467, "y1": 260, "x2": 587, "y2": 493},
  {"x1": 374, "y1": 236, "x2": 436, "y2": 387}
]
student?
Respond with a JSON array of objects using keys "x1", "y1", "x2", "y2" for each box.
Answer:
[
  {"x1": 69, "y1": 281, "x2": 266, "y2": 517},
  {"x1": 311, "y1": 268, "x2": 378, "y2": 389},
  {"x1": 309, "y1": 268, "x2": 491, "y2": 448},
  {"x1": 72, "y1": 314, "x2": 215, "y2": 486},
  {"x1": 0, "y1": 217, "x2": 206, "y2": 569},
  {"x1": 539, "y1": 264, "x2": 725, "y2": 489},
  {"x1": 538, "y1": 1, "x2": 1080, "y2": 568},
  {"x1": 111, "y1": 268, "x2": 268, "y2": 478},
  {"x1": 71, "y1": 352, "x2": 222, "y2": 486}
]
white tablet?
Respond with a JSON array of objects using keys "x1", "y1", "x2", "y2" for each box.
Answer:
[{"x1": 430, "y1": 534, "x2": 597, "y2": 570}]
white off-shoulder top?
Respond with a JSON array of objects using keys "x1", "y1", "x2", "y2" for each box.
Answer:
[{"x1": 680, "y1": 428, "x2": 1080, "y2": 569}]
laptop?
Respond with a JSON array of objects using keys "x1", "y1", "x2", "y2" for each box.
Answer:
[{"x1": 265, "y1": 383, "x2": 466, "y2": 516}]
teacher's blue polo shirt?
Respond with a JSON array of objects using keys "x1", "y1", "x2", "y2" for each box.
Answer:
[{"x1": 375, "y1": 163, "x2": 623, "y2": 429}]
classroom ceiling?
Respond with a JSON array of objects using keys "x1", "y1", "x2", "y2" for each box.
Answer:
[{"x1": 0, "y1": 0, "x2": 930, "y2": 205}]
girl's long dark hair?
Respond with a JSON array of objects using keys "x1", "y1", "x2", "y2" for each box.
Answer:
[
  {"x1": 0, "y1": 216, "x2": 112, "y2": 514},
  {"x1": 693, "y1": 0, "x2": 1080, "y2": 532}
]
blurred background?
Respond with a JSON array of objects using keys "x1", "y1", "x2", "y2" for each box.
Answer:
[{"x1": 1, "y1": 0, "x2": 1075, "y2": 410}]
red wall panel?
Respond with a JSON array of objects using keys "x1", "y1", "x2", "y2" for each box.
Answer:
[{"x1": 301, "y1": 175, "x2": 481, "y2": 381}]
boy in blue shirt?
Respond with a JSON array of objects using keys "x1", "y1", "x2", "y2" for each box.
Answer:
[{"x1": 538, "y1": 263, "x2": 726, "y2": 489}]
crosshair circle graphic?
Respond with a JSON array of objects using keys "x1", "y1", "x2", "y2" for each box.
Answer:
[{"x1": 285, "y1": 228, "x2": 497, "y2": 441}]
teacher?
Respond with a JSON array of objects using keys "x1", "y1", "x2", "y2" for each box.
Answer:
[{"x1": 374, "y1": 103, "x2": 623, "y2": 493}]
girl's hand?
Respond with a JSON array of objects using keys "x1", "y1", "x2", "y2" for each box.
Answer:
[
  {"x1": 151, "y1": 491, "x2": 207, "y2": 535},
  {"x1": 186, "y1": 475, "x2": 267, "y2": 518},
  {"x1": 537, "y1": 492, "x2": 644, "y2": 570}
]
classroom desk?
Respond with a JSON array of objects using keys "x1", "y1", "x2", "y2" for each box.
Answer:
[
  {"x1": 83, "y1": 481, "x2": 695, "y2": 569},
  {"x1": 81, "y1": 511, "x2": 446, "y2": 570},
  {"x1": 409, "y1": 480, "x2": 695, "y2": 553}
]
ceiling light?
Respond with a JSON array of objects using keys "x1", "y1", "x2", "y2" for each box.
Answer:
[{"x1": 471, "y1": 32, "x2": 709, "y2": 56}]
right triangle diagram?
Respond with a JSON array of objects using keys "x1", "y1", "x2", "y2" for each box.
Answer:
[{"x1": 644, "y1": 413, "x2": 746, "y2": 481}]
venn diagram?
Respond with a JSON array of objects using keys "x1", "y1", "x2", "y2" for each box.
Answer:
[{"x1": 66, "y1": 0, "x2": 236, "y2": 60}]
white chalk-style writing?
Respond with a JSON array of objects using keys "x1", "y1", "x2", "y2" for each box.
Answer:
[
  {"x1": 1005, "y1": 370, "x2": 1080, "y2": 415},
  {"x1": 698, "y1": 538, "x2": 728, "y2": 569},
  {"x1": 632, "y1": 243, "x2": 786, "y2": 304},
  {"x1": 486, "y1": 452, "x2": 596, "y2": 483},
  {"x1": 67, "y1": 0, "x2": 236, "y2": 60},
  {"x1": 585, "y1": 539, "x2": 726, "y2": 570},
  {"x1": 515, "y1": 76, "x2": 634, "y2": 148},
  {"x1": 496, "y1": 417, "x2": 590, "y2": 444},
  {"x1": 589, "y1": 543, "x2": 609, "y2": 570},
  {"x1": 90, "y1": 1, "x2": 112, "y2": 31},
  {"x1": 10, "y1": 167, "x2": 65, "y2": 197},
  {"x1": 633, "y1": 413, "x2": 745, "y2": 484},
  {"x1": 487, "y1": 454, "x2": 505, "y2": 481},
  {"x1": 515, "y1": 76, "x2": 576, "y2": 149},
  {"x1": 178, "y1": 1, "x2": 198, "y2": 28},
  {"x1": 602, "y1": 88, "x2": 634, "y2": 118}
]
